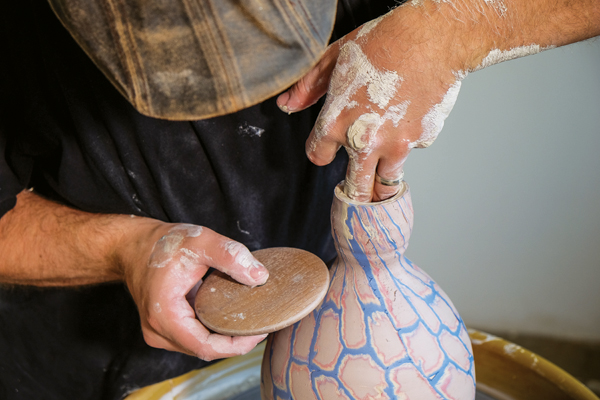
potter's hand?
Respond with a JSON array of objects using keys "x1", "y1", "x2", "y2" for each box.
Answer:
[
  {"x1": 278, "y1": 6, "x2": 465, "y2": 202},
  {"x1": 277, "y1": 0, "x2": 600, "y2": 202},
  {"x1": 0, "y1": 190, "x2": 268, "y2": 361},
  {"x1": 124, "y1": 224, "x2": 269, "y2": 361}
]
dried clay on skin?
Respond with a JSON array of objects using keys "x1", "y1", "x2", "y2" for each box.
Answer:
[
  {"x1": 411, "y1": 80, "x2": 461, "y2": 149},
  {"x1": 409, "y1": 0, "x2": 508, "y2": 19},
  {"x1": 473, "y1": 44, "x2": 553, "y2": 71},
  {"x1": 411, "y1": 43, "x2": 548, "y2": 149},
  {"x1": 345, "y1": 103, "x2": 409, "y2": 161},
  {"x1": 179, "y1": 248, "x2": 201, "y2": 270},
  {"x1": 356, "y1": 14, "x2": 385, "y2": 39},
  {"x1": 170, "y1": 224, "x2": 203, "y2": 237},
  {"x1": 346, "y1": 113, "x2": 381, "y2": 152},
  {"x1": 148, "y1": 224, "x2": 203, "y2": 268},
  {"x1": 313, "y1": 33, "x2": 411, "y2": 200},
  {"x1": 148, "y1": 232, "x2": 184, "y2": 269},
  {"x1": 483, "y1": 0, "x2": 508, "y2": 16},
  {"x1": 343, "y1": 154, "x2": 368, "y2": 200},
  {"x1": 222, "y1": 241, "x2": 267, "y2": 284},
  {"x1": 343, "y1": 100, "x2": 409, "y2": 199},
  {"x1": 313, "y1": 41, "x2": 401, "y2": 151}
]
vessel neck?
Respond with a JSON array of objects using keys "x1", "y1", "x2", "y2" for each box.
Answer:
[{"x1": 331, "y1": 183, "x2": 414, "y2": 259}]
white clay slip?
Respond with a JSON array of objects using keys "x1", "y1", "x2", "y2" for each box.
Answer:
[
  {"x1": 473, "y1": 45, "x2": 554, "y2": 71},
  {"x1": 411, "y1": 80, "x2": 462, "y2": 149},
  {"x1": 312, "y1": 40, "x2": 401, "y2": 152},
  {"x1": 147, "y1": 224, "x2": 203, "y2": 268}
]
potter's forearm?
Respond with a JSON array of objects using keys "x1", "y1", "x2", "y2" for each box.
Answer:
[
  {"x1": 427, "y1": 0, "x2": 600, "y2": 70},
  {"x1": 497, "y1": 0, "x2": 599, "y2": 47},
  {"x1": 0, "y1": 189, "x2": 162, "y2": 286}
]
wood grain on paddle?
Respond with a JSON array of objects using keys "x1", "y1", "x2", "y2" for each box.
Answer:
[{"x1": 195, "y1": 247, "x2": 329, "y2": 336}]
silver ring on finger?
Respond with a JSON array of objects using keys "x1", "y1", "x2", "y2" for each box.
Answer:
[{"x1": 375, "y1": 172, "x2": 404, "y2": 187}]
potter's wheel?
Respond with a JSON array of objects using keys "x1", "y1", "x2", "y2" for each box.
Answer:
[
  {"x1": 125, "y1": 330, "x2": 598, "y2": 400},
  {"x1": 216, "y1": 383, "x2": 496, "y2": 400},
  {"x1": 124, "y1": 340, "x2": 500, "y2": 400}
]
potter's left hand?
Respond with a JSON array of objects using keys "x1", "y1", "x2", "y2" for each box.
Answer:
[
  {"x1": 124, "y1": 223, "x2": 270, "y2": 361},
  {"x1": 277, "y1": 0, "x2": 600, "y2": 202}
]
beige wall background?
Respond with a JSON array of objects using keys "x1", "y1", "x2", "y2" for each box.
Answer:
[{"x1": 403, "y1": 38, "x2": 600, "y2": 341}]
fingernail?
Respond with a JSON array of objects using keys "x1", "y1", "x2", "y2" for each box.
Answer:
[
  {"x1": 249, "y1": 262, "x2": 269, "y2": 283},
  {"x1": 277, "y1": 92, "x2": 292, "y2": 114}
]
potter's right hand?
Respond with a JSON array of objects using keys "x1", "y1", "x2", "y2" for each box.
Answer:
[
  {"x1": 278, "y1": 4, "x2": 472, "y2": 202},
  {"x1": 123, "y1": 222, "x2": 269, "y2": 361},
  {"x1": 277, "y1": 0, "x2": 600, "y2": 202}
]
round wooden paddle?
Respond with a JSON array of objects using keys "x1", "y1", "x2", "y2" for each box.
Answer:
[{"x1": 194, "y1": 247, "x2": 330, "y2": 336}]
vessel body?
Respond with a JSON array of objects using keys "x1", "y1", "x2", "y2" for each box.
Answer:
[{"x1": 261, "y1": 183, "x2": 476, "y2": 400}]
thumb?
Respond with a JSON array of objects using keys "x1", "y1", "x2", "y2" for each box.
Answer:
[
  {"x1": 207, "y1": 237, "x2": 269, "y2": 287},
  {"x1": 277, "y1": 42, "x2": 342, "y2": 114}
]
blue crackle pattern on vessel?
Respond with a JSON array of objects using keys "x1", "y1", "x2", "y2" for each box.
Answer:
[{"x1": 262, "y1": 183, "x2": 476, "y2": 400}]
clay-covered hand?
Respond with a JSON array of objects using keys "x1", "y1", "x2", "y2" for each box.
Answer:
[
  {"x1": 124, "y1": 223, "x2": 269, "y2": 361},
  {"x1": 278, "y1": 5, "x2": 469, "y2": 202},
  {"x1": 277, "y1": 0, "x2": 599, "y2": 202}
]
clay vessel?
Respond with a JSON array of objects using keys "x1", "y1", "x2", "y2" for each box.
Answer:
[{"x1": 261, "y1": 182, "x2": 476, "y2": 400}]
